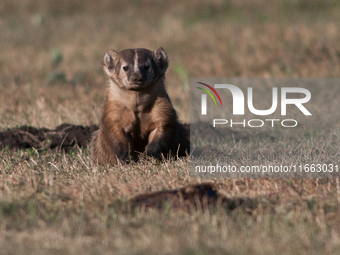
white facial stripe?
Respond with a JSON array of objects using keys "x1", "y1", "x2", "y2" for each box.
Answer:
[{"x1": 134, "y1": 49, "x2": 139, "y2": 72}]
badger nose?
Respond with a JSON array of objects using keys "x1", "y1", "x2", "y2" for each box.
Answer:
[{"x1": 132, "y1": 73, "x2": 144, "y2": 83}]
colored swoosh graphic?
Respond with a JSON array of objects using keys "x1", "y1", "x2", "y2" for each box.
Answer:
[
  {"x1": 197, "y1": 82, "x2": 222, "y2": 106},
  {"x1": 196, "y1": 87, "x2": 217, "y2": 106}
]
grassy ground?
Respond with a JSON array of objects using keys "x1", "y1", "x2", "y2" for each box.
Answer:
[{"x1": 1, "y1": 0, "x2": 340, "y2": 254}]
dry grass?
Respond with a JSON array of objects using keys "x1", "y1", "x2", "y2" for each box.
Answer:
[
  {"x1": 1, "y1": 149, "x2": 340, "y2": 254},
  {"x1": 1, "y1": 0, "x2": 340, "y2": 254}
]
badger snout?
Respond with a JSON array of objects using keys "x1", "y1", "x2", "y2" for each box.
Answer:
[{"x1": 131, "y1": 72, "x2": 145, "y2": 84}]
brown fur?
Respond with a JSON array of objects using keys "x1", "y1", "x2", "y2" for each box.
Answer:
[{"x1": 90, "y1": 47, "x2": 189, "y2": 166}]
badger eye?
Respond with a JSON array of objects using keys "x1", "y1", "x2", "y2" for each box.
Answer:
[
  {"x1": 123, "y1": 66, "x2": 129, "y2": 71},
  {"x1": 144, "y1": 64, "x2": 150, "y2": 71}
]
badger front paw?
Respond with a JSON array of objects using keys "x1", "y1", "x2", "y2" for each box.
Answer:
[
  {"x1": 144, "y1": 142, "x2": 162, "y2": 158},
  {"x1": 112, "y1": 141, "x2": 135, "y2": 163}
]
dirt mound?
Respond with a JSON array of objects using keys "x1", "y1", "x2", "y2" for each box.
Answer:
[
  {"x1": 0, "y1": 124, "x2": 99, "y2": 152},
  {"x1": 130, "y1": 183, "x2": 250, "y2": 211}
]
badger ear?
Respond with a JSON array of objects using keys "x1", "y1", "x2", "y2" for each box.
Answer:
[
  {"x1": 153, "y1": 47, "x2": 168, "y2": 75},
  {"x1": 103, "y1": 49, "x2": 118, "y2": 76}
]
